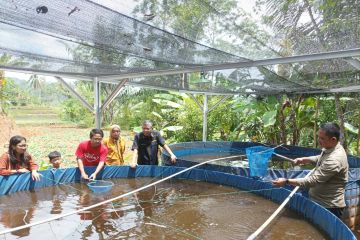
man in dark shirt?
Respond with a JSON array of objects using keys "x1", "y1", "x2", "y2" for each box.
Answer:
[{"x1": 131, "y1": 120, "x2": 177, "y2": 167}]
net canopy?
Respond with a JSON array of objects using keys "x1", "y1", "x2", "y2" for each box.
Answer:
[{"x1": 0, "y1": 0, "x2": 360, "y2": 95}]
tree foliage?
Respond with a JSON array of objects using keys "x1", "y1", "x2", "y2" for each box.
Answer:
[{"x1": 48, "y1": 0, "x2": 360, "y2": 155}]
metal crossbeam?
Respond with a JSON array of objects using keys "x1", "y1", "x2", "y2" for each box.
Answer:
[
  {"x1": 99, "y1": 48, "x2": 360, "y2": 81},
  {"x1": 101, "y1": 79, "x2": 128, "y2": 112},
  {"x1": 301, "y1": 85, "x2": 360, "y2": 94},
  {"x1": 188, "y1": 94, "x2": 233, "y2": 142},
  {"x1": 2, "y1": 49, "x2": 360, "y2": 83},
  {"x1": 56, "y1": 77, "x2": 93, "y2": 113},
  {"x1": 208, "y1": 96, "x2": 232, "y2": 113},
  {"x1": 344, "y1": 57, "x2": 360, "y2": 70},
  {"x1": 1, "y1": 67, "x2": 93, "y2": 80},
  {"x1": 188, "y1": 94, "x2": 203, "y2": 111},
  {"x1": 3, "y1": 48, "x2": 360, "y2": 96},
  {"x1": 123, "y1": 82, "x2": 240, "y2": 95}
]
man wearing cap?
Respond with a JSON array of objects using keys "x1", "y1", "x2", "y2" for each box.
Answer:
[
  {"x1": 103, "y1": 125, "x2": 126, "y2": 165},
  {"x1": 131, "y1": 120, "x2": 177, "y2": 168}
]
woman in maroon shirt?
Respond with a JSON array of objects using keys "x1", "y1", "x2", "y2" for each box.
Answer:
[{"x1": 0, "y1": 135, "x2": 40, "y2": 181}]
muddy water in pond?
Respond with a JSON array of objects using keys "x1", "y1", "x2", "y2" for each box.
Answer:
[
  {"x1": 180, "y1": 152, "x2": 246, "y2": 164},
  {"x1": 181, "y1": 152, "x2": 303, "y2": 169},
  {"x1": 0, "y1": 178, "x2": 327, "y2": 240}
]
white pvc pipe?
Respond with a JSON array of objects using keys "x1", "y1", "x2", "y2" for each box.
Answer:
[
  {"x1": 247, "y1": 169, "x2": 314, "y2": 240},
  {"x1": 273, "y1": 153, "x2": 296, "y2": 163},
  {"x1": 0, "y1": 154, "x2": 245, "y2": 235}
]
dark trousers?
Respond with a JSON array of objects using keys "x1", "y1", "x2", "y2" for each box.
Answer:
[{"x1": 327, "y1": 207, "x2": 345, "y2": 218}]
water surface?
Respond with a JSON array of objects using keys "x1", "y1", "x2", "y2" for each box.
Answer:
[{"x1": 0, "y1": 178, "x2": 327, "y2": 239}]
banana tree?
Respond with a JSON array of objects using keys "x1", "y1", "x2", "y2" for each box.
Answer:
[
  {"x1": 233, "y1": 96, "x2": 282, "y2": 143},
  {"x1": 151, "y1": 92, "x2": 185, "y2": 140},
  {"x1": 232, "y1": 94, "x2": 317, "y2": 146}
]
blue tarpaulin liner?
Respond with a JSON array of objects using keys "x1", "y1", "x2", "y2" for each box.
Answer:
[
  {"x1": 165, "y1": 141, "x2": 360, "y2": 230},
  {"x1": 166, "y1": 141, "x2": 360, "y2": 168},
  {"x1": 0, "y1": 165, "x2": 356, "y2": 240}
]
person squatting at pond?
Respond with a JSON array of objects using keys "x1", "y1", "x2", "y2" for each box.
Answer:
[
  {"x1": 131, "y1": 120, "x2": 177, "y2": 168},
  {"x1": 272, "y1": 122, "x2": 348, "y2": 218},
  {"x1": 76, "y1": 129, "x2": 108, "y2": 180},
  {"x1": 0, "y1": 135, "x2": 41, "y2": 181},
  {"x1": 102, "y1": 124, "x2": 126, "y2": 166}
]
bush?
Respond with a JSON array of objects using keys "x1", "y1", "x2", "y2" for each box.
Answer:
[{"x1": 60, "y1": 98, "x2": 93, "y2": 127}]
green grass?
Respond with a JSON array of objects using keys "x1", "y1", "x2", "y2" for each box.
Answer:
[
  {"x1": 8, "y1": 106, "x2": 71, "y2": 126},
  {"x1": 6, "y1": 106, "x2": 135, "y2": 169},
  {"x1": 27, "y1": 127, "x2": 134, "y2": 169},
  {"x1": 27, "y1": 127, "x2": 92, "y2": 169}
]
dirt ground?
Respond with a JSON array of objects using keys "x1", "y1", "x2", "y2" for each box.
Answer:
[{"x1": 0, "y1": 114, "x2": 22, "y2": 152}]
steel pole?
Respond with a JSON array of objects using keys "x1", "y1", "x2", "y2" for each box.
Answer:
[
  {"x1": 202, "y1": 94, "x2": 208, "y2": 142},
  {"x1": 94, "y1": 77, "x2": 101, "y2": 129}
]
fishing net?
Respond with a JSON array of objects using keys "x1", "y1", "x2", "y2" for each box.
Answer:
[{"x1": 245, "y1": 146, "x2": 274, "y2": 177}]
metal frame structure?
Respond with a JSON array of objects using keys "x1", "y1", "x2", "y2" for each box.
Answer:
[
  {"x1": 56, "y1": 74, "x2": 236, "y2": 139},
  {"x1": 3, "y1": 48, "x2": 359, "y2": 84},
  {"x1": 1, "y1": 0, "x2": 360, "y2": 141},
  {"x1": 189, "y1": 94, "x2": 232, "y2": 141},
  {"x1": 3, "y1": 47, "x2": 360, "y2": 140},
  {"x1": 345, "y1": 58, "x2": 360, "y2": 70},
  {"x1": 98, "y1": 48, "x2": 360, "y2": 82},
  {"x1": 56, "y1": 77, "x2": 128, "y2": 129}
]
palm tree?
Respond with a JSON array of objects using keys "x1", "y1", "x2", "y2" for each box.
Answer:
[
  {"x1": 28, "y1": 74, "x2": 42, "y2": 90},
  {"x1": 28, "y1": 74, "x2": 44, "y2": 102}
]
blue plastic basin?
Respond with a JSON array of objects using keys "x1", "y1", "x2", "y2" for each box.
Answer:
[{"x1": 87, "y1": 180, "x2": 114, "y2": 193}]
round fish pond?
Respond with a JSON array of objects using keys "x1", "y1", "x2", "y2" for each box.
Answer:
[
  {"x1": 169, "y1": 142, "x2": 311, "y2": 170},
  {"x1": 1, "y1": 177, "x2": 324, "y2": 239},
  {"x1": 0, "y1": 166, "x2": 355, "y2": 239},
  {"x1": 166, "y1": 142, "x2": 360, "y2": 239}
]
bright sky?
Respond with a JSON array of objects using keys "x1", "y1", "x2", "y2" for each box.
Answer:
[
  {"x1": 94, "y1": 0, "x2": 257, "y2": 18},
  {"x1": 5, "y1": 71, "x2": 58, "y2": 83}
]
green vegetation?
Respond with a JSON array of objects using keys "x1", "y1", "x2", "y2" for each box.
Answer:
[
  {"x1": 6, "y1": 79, "x2": 358, "y2": 155},
  {"x1": 27, "y1": 127, "x2": 90, "y2": 170},
  {"x1": 1, "y1": 106, "x2": 135, "y2": 169},
  {"x1": 8, "y1": 106, "x2": 63, "y2": 126},
  {"x1": 0, "y1": 0, "x2": 360, "y2": 159},
  {"x1": 25, "y1": 127, "x2": 133, "y2": 170},
  {"x1": 1, "y1": 81, "x2": 359, "y2": 154}
]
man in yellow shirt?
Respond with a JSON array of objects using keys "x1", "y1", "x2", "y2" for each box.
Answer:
[{"x1": 103, "y1": 125, "x2": 126, "y2": 165}]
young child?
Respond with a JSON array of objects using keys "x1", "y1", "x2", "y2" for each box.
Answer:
[{"x1": 48, "y1": 151, "x2": 62, "y2": 169}]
